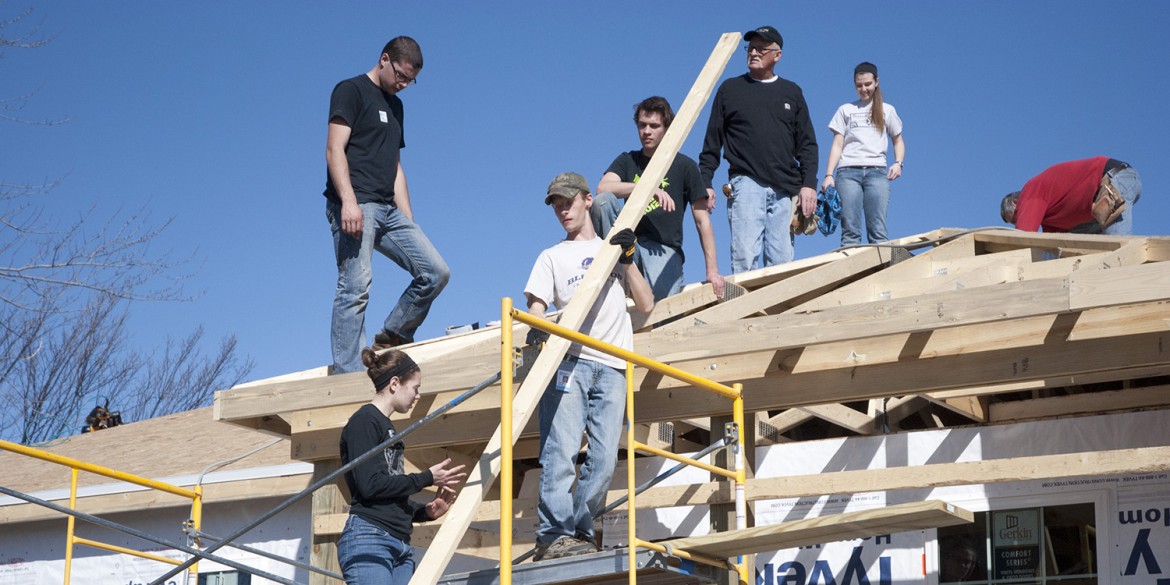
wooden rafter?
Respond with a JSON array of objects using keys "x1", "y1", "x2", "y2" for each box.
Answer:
[
  {"x1": 659, "y1": 247, "x2": 886, "y2": 330},
  {"x1": 278, "y1": 300, "x2": 1170, "y2": 454},
  {"x1": 797, "y1": 404, "x2": 875, "y2": 435},
  {"x1": 792, "y1": 234, "x2": 977, "y2": 311},
  {"x1": 639, "y1": 261, "x2": 1170, "y2": 363},
  {"x1": 990, "y1": 383, "x2": 1170, "y2": 423},
  {"x1": 212, "y1": 235, "x2": 1167, "y2": 431}
]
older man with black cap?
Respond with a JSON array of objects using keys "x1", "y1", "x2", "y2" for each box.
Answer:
[{"x1": 699, "y1": 25, "x2": 819, "y2": 274}]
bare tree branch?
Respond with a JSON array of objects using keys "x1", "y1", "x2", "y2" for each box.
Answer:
[
  {"x1": 1, "y1": 294, "x2": 137, "y2": 443},
  {"x1": 0, "y1": 293, "x2": 254, "y2": 444},
  {"x1": 0, "y1": 5, "x2": 53, "y2": 50},
  {"x1": 0, "y1": 5, "x2": 68, "y2": 125},
  {"x1": 1, "y1": 184, "x2": 191, "y2": 313},
  {"x1": 129, "y1": 328, "x2": 254, "y2": 421},
  {"x1": 0, "y1": 88, "x2": 70, "y2": 125},
  {"x1": 0, "y1": 5, "x2": 254, "y2": 445}
]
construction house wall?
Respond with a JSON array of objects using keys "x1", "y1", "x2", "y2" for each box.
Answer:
[
  {"x1": 745, "y1": 409, "x2": 1170, "y2": 584},
  {"x1": 0, "y1": 491, "x2": 312, "y2": 584}
]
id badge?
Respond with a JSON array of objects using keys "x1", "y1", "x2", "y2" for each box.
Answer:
[{"x1": 555, "y1": 360, "x2": 574, "y2": 393}]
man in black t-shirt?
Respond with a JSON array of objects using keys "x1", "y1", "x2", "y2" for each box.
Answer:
[
  {"x1": 592, "y1": 96, "x2": 725, "y2": 300},
  {"x1": 324, "y1": 37, "x2": 450, "y2": 374},
  {"x1": 699, "y1": 25, "x2": 818, "y2": 274}
]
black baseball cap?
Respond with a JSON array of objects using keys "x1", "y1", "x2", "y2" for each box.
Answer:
[{"x1": 744, "y1": 26, "x2": 783, "y2": 49}]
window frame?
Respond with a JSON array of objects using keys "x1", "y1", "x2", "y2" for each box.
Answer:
[{"x1": 926, "y1": 489, "x2": 1113, "y2": 585}]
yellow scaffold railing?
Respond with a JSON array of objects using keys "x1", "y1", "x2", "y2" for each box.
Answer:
[
  {"x1": 0, "y1": 438, "x2": 203, "y2": 584},
  {"x1": 500, "y1": 297, "x2": 748, "y2": 585}
]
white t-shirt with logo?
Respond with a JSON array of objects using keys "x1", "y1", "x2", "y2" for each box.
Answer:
[
  {"x1": 828, "y1": 100, "x2": 902, "y2": 168},
  {"x1": 524, "y1": 238, "x2": 631, "y2": 369}
]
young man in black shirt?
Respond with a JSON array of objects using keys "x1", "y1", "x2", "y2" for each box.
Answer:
[
  {"x1": 324, "y1": 37, "x2": 450, "y2": 374},
  {"x1": 592, "y1": 96, "x2": 725, "y2": 300}
]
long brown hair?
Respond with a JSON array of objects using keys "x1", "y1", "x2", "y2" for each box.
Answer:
[{"x1": 854, "y1": 62, "x2": 885, "y2": 134}]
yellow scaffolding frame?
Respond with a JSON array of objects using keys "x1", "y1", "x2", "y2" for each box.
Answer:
[
  {"x1": 0, "y1": 438, "x2": 203, "y2": 584},
  {"x1": 500, "y1": 298, "x2": 748, "y2": 585}
]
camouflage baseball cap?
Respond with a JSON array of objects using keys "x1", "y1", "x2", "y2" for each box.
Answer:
[{"x1": 545, "y1": 172, "x2": 590, "y2": 204}]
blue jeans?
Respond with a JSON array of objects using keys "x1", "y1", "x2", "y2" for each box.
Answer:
[
  {"x1": 327, "y1": 200, "x2": 450, "y2": 374},
  {"x1": 589, "y1": 191, "x2": 625, "y2": 241},
  {"x1": 337, "y1": 514, "x2": 415, "y2": 585},
  {"x1": 1103, "y1": 166, "x2": 1142, "y2": 236},
  {"x1": 637, "y1": 239, "x2": 683, "y2": 300},
  {"x1": 726, "y1": 175, "x2": 794, "y2": 274},
  {"x1": 835, "y1": 166, "x2": 890, "y2": 245},
  {"x1": 537, "y1": 356, "x2": 626, "y2": 545},
  {"x1": 590, "y1": 192, "x2": 683, "y2": 300}
]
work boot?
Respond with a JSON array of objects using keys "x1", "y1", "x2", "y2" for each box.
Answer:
[
  {"x1": 373, "y1": 331, "x2": 406, "y2": 351},
  {"x1": 534, "y1": 536, "x2": 596, "y2": 561},
  {"x1": 565, "y1": 535, "x2": 601, "y2": 557}
]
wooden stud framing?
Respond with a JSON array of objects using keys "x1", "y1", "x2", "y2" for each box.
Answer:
[{"x1": 309, "y1": 460, "x2": 345, "y2": 585}]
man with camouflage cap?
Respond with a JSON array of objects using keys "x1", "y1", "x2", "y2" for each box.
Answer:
[{"x1": 523, "y1": 172, "x2": 654, "y2": 561}]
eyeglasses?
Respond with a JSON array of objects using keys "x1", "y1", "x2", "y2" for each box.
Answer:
[
  {"x1": 745, "y1": 46, "x2": 780, "y2": 55},
  {"x1": 391, "y1": 62, "x2": 417, "y2": 86}
]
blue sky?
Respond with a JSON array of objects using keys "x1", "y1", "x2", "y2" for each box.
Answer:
[{"x1": 6, "y1": 1, "x2": 1167, "y2": 383}]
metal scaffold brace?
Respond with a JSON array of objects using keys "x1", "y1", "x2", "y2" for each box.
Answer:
[
  {"x1": 508, "y1": 430, "x2": 738, "y2": 566},
  {"x1": 0, "y1": 485, "x2": 300, "y2": 585},
  {"x1": 148, "y1": 363, "x2": 518, "y2": 585},
  {"x1": 188, "y1": 525, "x2": 342, "y2": 582}
]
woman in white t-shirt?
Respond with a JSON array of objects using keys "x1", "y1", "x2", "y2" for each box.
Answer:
[{"x1": 821, "y1": 62, "x2": 905, "y2": 245}]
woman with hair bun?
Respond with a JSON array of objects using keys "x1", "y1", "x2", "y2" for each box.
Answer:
[
  {"x1": 336, "y1": 347, "x2": 467, "y2": 584},
  {"x1": 821, "y1": 61, "x2": 906, "y2": 246}
]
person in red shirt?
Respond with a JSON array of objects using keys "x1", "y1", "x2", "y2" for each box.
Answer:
[{"x1": 1000, "y1": 156, "x2": 1141, "y2": 235}]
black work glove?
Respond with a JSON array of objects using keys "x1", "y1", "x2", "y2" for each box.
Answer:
[
  {"x1": 609, "y1": 228, "x2": 637, "y2": 265},
  {"x1": 525, "y1": 328, "x2": 549, "y2": 348}
]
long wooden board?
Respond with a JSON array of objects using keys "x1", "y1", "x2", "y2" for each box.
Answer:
[
  {"x1": 280, "y1": 300, "x2": 1170, "y2": 456},
  {"x1": 211, "y1": 233, "x2": 1160, "y2": 432},
  {"x1": 410, "y1": 32, "x2": 742, "y2": 585},
  {"x1": 307, "y1": 444, "x2": 1170, "y2": 539},
  {"x1": 668, "y1": 500, "x2": 972, "y2": 558},
  {"x1": 792, "y1": 235, "x2": 976, "y2": 311},
  {"x1": 508, "y1": 444, "x2": 1170, "y2": 521},
  {"x1": 639, "y1": 261, "x2": 1170, "y2": 363},
  {"x1": 658, "y1": 247, "x2": 885, "y2": 330}
]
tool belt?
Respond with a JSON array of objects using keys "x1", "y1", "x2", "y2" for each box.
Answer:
[{"x1": 1090, "y1": 173, "x2": 1126, "y2": 228}]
